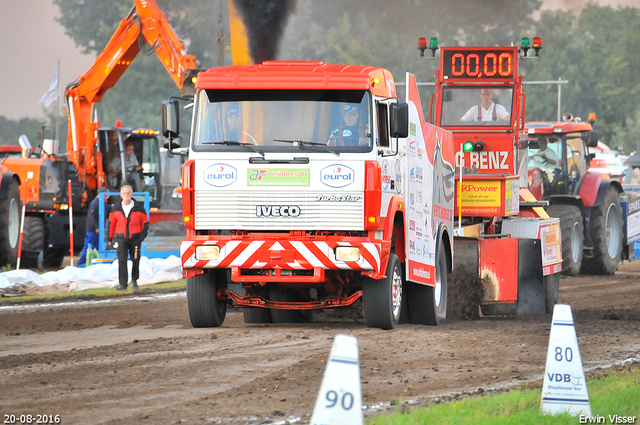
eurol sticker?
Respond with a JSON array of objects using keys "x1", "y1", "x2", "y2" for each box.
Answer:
[
  {"x1": 320, "y1": 164, "x2": 355, "y2": 188},
  {"x1": 204, "y1": 163, "x2": 237, "y2": 187}
]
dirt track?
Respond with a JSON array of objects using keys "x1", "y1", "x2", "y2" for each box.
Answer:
[{"x1": 1, "y1": 262, "x2": 639, "y2": 424}]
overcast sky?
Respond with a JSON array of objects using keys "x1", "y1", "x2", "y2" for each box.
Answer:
[
  {"x1": 0, "y1": 0, "x2": 637, "y2": 121},
  {"x1": 0, "y1": 0, "x2": 94, "y2": 120}
]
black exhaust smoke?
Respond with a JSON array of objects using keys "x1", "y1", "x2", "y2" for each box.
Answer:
[{"x1": 232, "y1": 0, "x2": 297, "y2": 64}]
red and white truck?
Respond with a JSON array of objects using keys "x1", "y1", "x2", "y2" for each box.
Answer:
[{"x1": 163, "y1": 61, "x2": 455, "y2": 329}]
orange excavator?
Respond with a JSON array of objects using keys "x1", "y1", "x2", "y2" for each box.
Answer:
[
  {"x1": 65, "y1": 0, "x2": 204, "y2": 195},
  {"x1": 1, "y1": 0, "x2": 214, "y2": 267}
]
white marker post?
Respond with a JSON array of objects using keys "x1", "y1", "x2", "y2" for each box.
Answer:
[
  {"x1": 310, "y1": 334, "x2": 363, "y2": 425},
  {"x1": 541, "y1": 304, "x2": 591, "y2": 416}
]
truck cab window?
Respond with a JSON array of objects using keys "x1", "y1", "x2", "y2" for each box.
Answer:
[{"x1": 377, "y1": 102, "x2": 389, "y2": 147}]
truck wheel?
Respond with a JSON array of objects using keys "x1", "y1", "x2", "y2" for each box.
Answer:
[
  {"x1": 187, "y1": 270, "x2": 227, "y2": 327},
  {"x1": 546, "y1": 204, "x2": 583, "y2": 276},
  {"x1": 406, "y1": 239, "x2": 447, "y2": 326},
  {"x1": 0, "y1": 178, "x2": 20, "y2": 267},
  {"x1": 44, "y1": 247, "x2": 65, "y2": 269},
  {"x1": 243, "y1": 286, "x2": 272, "y2": 324},
  {"x1": 363, "y1": 253, "x2": 403, "y2": 330},
  {"x1": 20, "y1": 216, "x2": 45, "y2": 268},
  {"x1": 269, "y1": 286, "x2": 310, "y2": 323},
  {"x1": 544, "y1": 274, "x2": 560, "y2": 314},
  {"x1": 581, "y1": 188, "x2": 622, "y2": 275}
]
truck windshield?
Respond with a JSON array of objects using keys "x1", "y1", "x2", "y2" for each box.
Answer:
[
  {"x1": 439, "y1": 86, "x2": 514, "y2": 127},
  {"x1": 192, "y1": 89, "x2": 372, "y2": 153}
]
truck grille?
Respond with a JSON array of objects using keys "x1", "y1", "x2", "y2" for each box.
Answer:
[{"x1": 194, "y1": 191, "x2": 364, "y2": 230}]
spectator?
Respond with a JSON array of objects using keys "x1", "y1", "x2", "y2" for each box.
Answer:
[
  {"x1": 109, "y1": 184, "x2": 149, "y2": 291},
  {"x1": 78, "y1": 187, "x2": 112, "y2": 267}
]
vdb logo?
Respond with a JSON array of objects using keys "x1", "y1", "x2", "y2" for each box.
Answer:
[
  {"x1": 320, "y1": 164, "x2": 355, "y2": 188},
  {"x1": 204, "y1": 163, "x2": 237, "y2": 187}
]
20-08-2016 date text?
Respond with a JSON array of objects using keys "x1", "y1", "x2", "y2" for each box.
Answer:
[{"x1": 4, "y1": 415, "x2": 60, "y2": 424}]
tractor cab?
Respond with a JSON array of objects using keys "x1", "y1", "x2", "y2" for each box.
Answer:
[
  {"x1": 98, "y1": 126, "x2": 162, "y2": 207},
  {"x1": 525, "y1": 120, "x2": 597, "y2": 201}
]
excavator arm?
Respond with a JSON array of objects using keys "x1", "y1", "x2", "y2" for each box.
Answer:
[{"x1": 65, "y1": 0, "x2": 202, "y2": 192}]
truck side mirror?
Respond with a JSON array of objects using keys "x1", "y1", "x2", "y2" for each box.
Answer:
[
  {"x1": 584, "y1": 130, "x2": 598, "y2": 148},
  {"x1": 528, "y1": 139, "x2": 540, "y2": 149},
  {"x1": 163, "y1": 136, "x2": 182, "y2": 151},
  {"x1": 162, "y1": 100, "x2": 180, "y2": 139},
  {"x1": 390, "y1": 102, "x2": 409, "y2": 138}
]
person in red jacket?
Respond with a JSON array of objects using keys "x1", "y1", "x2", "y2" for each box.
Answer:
[{"x1": 108, "y1": 184, "x2": 149, "y2": 290}]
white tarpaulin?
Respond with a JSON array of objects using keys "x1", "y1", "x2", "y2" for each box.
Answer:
[{"x1": 0, "y1": 256, "x2": 183, "y2": 293}]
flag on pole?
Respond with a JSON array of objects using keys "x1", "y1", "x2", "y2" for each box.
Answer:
[{"x1": 38, "y1": 67, "x2": 59, "y2": 108}]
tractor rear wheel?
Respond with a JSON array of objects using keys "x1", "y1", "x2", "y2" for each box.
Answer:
[
  {"x1": 187, "y1": 270, "x2": 227, "y2": 327},
  {"x1": 546, "y1": 204, "x2": 583, "y2": 276},
  {"x1": 581, "y1": 188, "x2": 622, "y2": 275},
  {"x1": 0, "y1": 178, "x2": 20, "y2": 268}
]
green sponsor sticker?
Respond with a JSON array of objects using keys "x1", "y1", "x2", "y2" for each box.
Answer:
[{"x1": 248, "y1": 168, "x2": 310, "y2": 186}]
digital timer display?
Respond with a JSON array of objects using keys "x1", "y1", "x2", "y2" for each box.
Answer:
[{"x1": 441, "y1": 48, "x2": 517, "y2": 80}]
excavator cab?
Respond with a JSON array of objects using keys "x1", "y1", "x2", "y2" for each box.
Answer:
[{"x1": 98, "y1": 127, "x2": 162, "y2": 207}]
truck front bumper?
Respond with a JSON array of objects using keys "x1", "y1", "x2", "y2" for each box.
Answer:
[{"x1": 180, "y1": 235, "x2": 388, "y2": 280}]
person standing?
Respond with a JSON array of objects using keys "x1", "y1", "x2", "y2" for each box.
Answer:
[
  {"x1": 78, "y1": 187, "x2": 112, "y2": 266},
  {"x1": 108, "y1": 184, "x2": 149, "y2": 290}
]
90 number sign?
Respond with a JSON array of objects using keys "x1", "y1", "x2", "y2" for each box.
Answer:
[{"x1": 441, "y1": 48, "x2": 517, "y2": 80}]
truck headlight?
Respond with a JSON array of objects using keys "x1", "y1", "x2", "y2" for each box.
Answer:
[
  {"x1": 335, "y1": 246, "x2": 360, "y2": 262},
  {"x1": 195, "y1": 245, "x2": 220, "y2": 260}
]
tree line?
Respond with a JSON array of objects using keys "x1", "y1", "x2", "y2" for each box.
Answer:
[{"x1": 2, "y1": 0, "x2": 639, "y2": 153}]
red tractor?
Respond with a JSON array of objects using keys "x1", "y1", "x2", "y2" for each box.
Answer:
[{"x1": 525, "y1": 114, "x2": 626, "y2": 275}]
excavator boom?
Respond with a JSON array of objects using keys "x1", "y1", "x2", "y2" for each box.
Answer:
[{"x1": 65, "y1": 0, "x2": 202, "y2": 191}]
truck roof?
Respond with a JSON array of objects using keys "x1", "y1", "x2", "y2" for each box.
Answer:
[
  {"x1": 196, "y1": 61, "x2": 397, "y2": 98},
  {"x1": 525, "y1": 121, "x2": 593, "y2": 134}
]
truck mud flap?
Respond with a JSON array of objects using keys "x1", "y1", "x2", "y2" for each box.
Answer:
[
  {"x1": 455, "y1": 237, "x2": 546, "y2": 316},
  {"x1": 480, "y1": 238, "x2": 545, "y2": 316},
  {"x1": 514, "y1": 239, "x2": 545, "y2": 315}
]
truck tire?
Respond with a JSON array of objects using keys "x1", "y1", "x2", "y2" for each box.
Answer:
[
  {"x1": 544, "y1": 274, "x2": 560, "y2": 314},
  {"x1": 406, "y1": 239, "x2": 447, "y2": 326},
  {"x1": 44, "y1": 246, "x2": 65, "y2": 269},
  {"x1": 581, "y1": 188, "x2": 622, "y2": 275},
  {"x1": 187, "y1": 270, "x2": 227, "y2": 327},
  {"x1": 546, "y1": 204, "x2": 583, "y2": 276},
  {"x1": 269, "y1": 286, "x2": 310, "y2": 323},
  {"x1": 22, "y1": 216, "x2": 45, "y2": 252},
  {"x1": 363, "y1": 253, "x2": 403, "y2": 330},
  {"x1": 0, "y1": 178, "x2": 20, "y2": 267},
  {"x1": 19, "y1": 216, "x2": 45, "y2": 269},
  {"x1": 243, "y1": 286, "x2": 272, "y2": 323}
]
